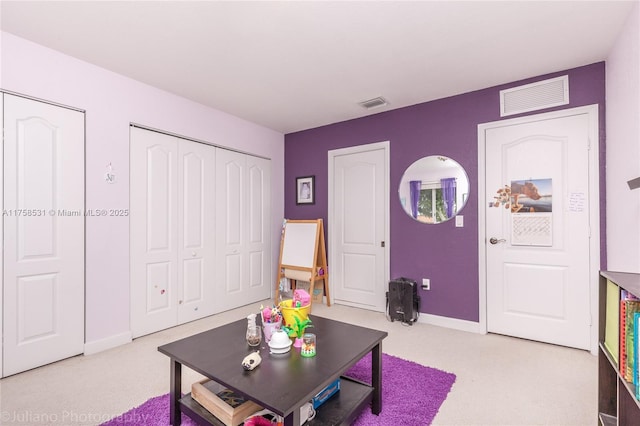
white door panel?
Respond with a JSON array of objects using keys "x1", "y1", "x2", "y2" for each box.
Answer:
[
  {"x1": 216, "y1": 151, "x2": 270, "y2": 312},
  {"x1": 3, "y1": 94, "x2": 85, "y2": 376},
  {"x1": 177, "y1": 141, "x2": 215, "y2": 323},
  {"x1": 482, "y1": 109, "x2": 597, "y2": 350},
  {"x1": 329, "y1": 142, "x2": 389, "y2": 312},
  {"x1": 147, "y1": 144, "x2": 175, "y2": 252},
  {"x1": 246, "y1": 156, "x2": 270, "y2": 293},
  {"x1": 216, "y1": 150, "x2": 245, "y2": 311},
  {"x1": 130, "y1": 128, "x2": 179, "y2": 337}
]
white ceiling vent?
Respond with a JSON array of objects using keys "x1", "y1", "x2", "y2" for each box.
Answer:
[
  {"x1": 500, "y1": 75, "x2": 569, "y2": 117},
  {"x1": 359, "y1": 96, "x2": 388, "y2": 110}
]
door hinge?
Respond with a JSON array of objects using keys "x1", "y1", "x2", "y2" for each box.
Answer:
[{"x1": 380, "y1": 241, "x2": 385, "y2": 248}]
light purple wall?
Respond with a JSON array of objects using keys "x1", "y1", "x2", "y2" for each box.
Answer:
[
  {"x1": 285, "y1": 62, "x2": 606, "y2": 322},
  {"x1": 2, "y1": 32, "x2": 285, "y2": 348}
]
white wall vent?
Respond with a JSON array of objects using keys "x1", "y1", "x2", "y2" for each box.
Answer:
[
  {"x1": 500, "y1": 75, "x2": 569, "y2": 117},
  {"x1": 359, "y1": 96, "x2": 388, "y2": 110}
]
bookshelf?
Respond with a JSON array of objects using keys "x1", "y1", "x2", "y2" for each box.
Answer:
[{"x1": 599, "y1": 270, "x2": 640, "y2": 425}]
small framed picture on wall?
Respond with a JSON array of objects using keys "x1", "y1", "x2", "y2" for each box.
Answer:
[{"x1": 296, "y1": 176, "x2": 315, "y2": 205}]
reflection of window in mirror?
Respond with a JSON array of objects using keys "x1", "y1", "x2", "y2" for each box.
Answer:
[{"x1": 417, "y1": 181, "x2": 452, "y2": 223}]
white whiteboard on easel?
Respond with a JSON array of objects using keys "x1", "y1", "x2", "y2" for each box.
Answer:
[{"x1": 281, "y1": 221, "x2": 318, "y2": 269}]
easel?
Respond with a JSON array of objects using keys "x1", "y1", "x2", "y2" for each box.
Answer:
[{"x1": 275, "y1": 219, "x2": 330, "y2": 307}]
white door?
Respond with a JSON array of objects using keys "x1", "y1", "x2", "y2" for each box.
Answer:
[
  {"x1": 215, "y1": 150, "x2": 271, "y2": 312},
  {"x1": 479, "y1": 106, "x2": 599, "y2": 351},
  {"x1": 329, "y1": 141, "x2": 389, "y2": 312},
  {"x1": 130, "y1": 128, "x2": 179, "y2": 337},
  {"x1": 3, "y1": 94, "x2": 85, "y2": 376},
  {"x1": 245, "y1": 155, "x2": 271, "y2": 304},
  {"x1": 130, "y1": 127, "x2": 217, "y2": 336},
  {"x1": 177, "y1": 141, "x2": 216, "y2": 324}
]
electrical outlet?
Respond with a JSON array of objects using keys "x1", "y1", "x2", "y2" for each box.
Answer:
[{"x1": 422, "y1": 278, "x2": 430, "y2": 290}]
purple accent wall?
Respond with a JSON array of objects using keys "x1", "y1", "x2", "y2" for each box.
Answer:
[{"x1": 285, "y1": 62, "x2": 606, "y2": 323}]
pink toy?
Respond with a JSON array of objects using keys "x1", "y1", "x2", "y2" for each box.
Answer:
[
  {"x1": 262, "y1": 307, "x2": 272, "y2": 322},
  {"x1": 293, "y1": 289, "x2": 311, "y2": 307}
]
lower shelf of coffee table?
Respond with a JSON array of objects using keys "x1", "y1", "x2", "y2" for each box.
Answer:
[
  {"x1": 180, "y1": 376, "x2": 373, "y2": 426},
  {"x1": 309, "y1": 377, "x2": 373, "y2": 425}
]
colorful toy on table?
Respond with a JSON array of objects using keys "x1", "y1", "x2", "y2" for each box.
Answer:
[
  {"x1": 282, "y1": 316, "x2": 313, "y2": 348},
  {"x1": 293, "y1": 289, "x2": 310, "y2": 307},
  {"x1": 267, "y1": 330, "x2": 292, "y2": 354},
  {"x1": 242, "y1": 351, "x2": 262, "y2": 371},
  {"x1": 262, "y1": 306, "x2": 271, "y2": 322},
  {"x1": 300, "y1": 333, "x2": 316, "y2": 357},
  {"x1": 271, "y1": 307, "x2": 282, "y2": 324},
  {"x1": 260, "y1": 305, "x2": 282, "y2": 344},
  {"x1": 260, "y1": 305, "x2": 282, "y2": 324}
]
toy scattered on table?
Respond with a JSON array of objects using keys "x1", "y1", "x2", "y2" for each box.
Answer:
[
  {"x1": 282, "y1": 316, "x2": 313, "y2": 348},
  {"x1": 300, "y1": 333, "x2": 316, "y2": 357},
  {"x1": 268, "y1": 329, "x2": 292, "y2": 354},
  {"x1": 293, "y1": 289, "x2": 311, "y2": 307},
  {"x1": 279, "y1": 298, "x2": 311, "y2": 329},
  {"x1": 260, "y1": 304, "x2": 282, "y2": 325},
  {"x1": 260, "y1": 304, "x2": 283, "y2": 343},
  {"x1": 242, "y1": 351, "x2": 262, "y2": 371}
]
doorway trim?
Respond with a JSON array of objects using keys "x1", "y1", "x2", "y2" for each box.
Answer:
[
  {"x1": 477, "y1": 104, "x2": 600, "y2": 354},
  {"x1": 328, "y1": 141, "x2": 390, "y2": 309}
]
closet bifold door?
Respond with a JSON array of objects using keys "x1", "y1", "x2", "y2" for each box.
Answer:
[
  {"x1": 215, "y1": 149, "x2": 271, "y2": 313},
  {"x1": 130, "y1": 127, "x2": 216, "y2": 338},
  {"x1": 176, "y1": 139, "x2": 216, "y2": 324},
  {"x1": 2, "y1": 93, "x2": 85, "y2": 377},
  {"x1": 130, "y1": 127, "x2": 179, "y2": 338}
]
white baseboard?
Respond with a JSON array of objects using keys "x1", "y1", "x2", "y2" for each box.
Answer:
[
  {"x1": 84, "y1": 331, "x2": 132, "y2": 355},
  {"x1": 417, "y1": 313, "x2": 484, "y2": 334}
]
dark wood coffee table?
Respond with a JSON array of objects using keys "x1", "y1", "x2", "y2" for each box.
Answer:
[{"x1": 158, "y1": 314, "x2": 387, "y2": 426}]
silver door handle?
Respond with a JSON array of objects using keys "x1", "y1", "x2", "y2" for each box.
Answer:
[{"x1": 489, "y1": 237, "x2": 507, "y2": 245}]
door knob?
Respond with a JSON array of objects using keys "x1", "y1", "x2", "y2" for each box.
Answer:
[{"x1": 489, "y1": 237, "x2": 507, "y2": 245}]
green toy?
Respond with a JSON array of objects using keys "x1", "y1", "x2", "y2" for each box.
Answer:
[{"x1": 283, "y1": 316, "x2": 313, "y2": 338}]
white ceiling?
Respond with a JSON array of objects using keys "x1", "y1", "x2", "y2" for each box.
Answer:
[{"x1": 1, "y1": 1, "x2": 636, "y2": 134}]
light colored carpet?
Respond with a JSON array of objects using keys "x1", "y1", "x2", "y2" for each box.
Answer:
[{"x1": 0, "y1": 301, "x2": 596, "y2": 425}]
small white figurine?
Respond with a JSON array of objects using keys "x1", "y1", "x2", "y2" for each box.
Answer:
[{"x1": 242, "y1": 351, "x2": 262, "y2": 371}]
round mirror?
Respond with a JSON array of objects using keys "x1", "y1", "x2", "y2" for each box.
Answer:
[{"x1": 398, "y1": 156, "x2": 469, "y2": 224}]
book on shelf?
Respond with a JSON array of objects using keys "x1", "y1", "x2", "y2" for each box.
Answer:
[
  {"x1": 619, "y1": 291, "x2": 640, "y2": 377},
  {"x1": 191, "y1": 379, "x2": 263, "y2": 426},
  {"x1": 621, "y1": 299, "x2": 629, "y2": 376},
  {"x1": 635, "y1": 312, "x2": 640, "y2": 387},
  {"x1": 624, "y1": 300, "x2": 640, "y2": 383},
  {"x1": 604, "y1": 279, "x2": 620, "y2": 363}
]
